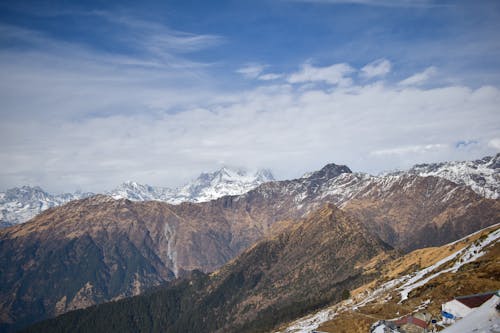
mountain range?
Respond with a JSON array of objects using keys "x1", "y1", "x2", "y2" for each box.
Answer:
[
  {"x1": 1, "y1": 155, "x2": 498, "y2": 229},
  {"x1": 15, "y1": 200, "x2": 500, "y2": 333},
  {"x1": 0, "y1": 167, "x2": 274, "y2": 228},
  {"x1": 0, "y1": 154, "x2": 498, "y2": 332},
  {"x1": 19, "y1": 204, "x2": 395, "y2": 333}
]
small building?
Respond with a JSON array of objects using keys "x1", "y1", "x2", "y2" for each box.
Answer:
[
  {"x1": 441, "y1": 291, "x2": 497, "y2": 324},
  {"x1": 392, "y1": 312, "x2": 431, "y2": 333},
  {"x1": 371, "y1": 312, "x2": 434, "y2": 333}
]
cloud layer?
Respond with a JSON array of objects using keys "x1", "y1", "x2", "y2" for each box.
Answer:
[
  {"x1": 1, "y1": 10, "x2": 499, "y2": 193},
  {"x1": 1, "y1": 53, "x2": 499, "y2": 192}
]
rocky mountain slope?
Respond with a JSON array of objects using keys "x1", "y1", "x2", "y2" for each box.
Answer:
[
  {"x1": 0, "y1": 156, "x2": 498, "y2": 331},
  {"x1": 0, "y1": 167, "x2": 274, "y2": 227},
  {"x1": 19, "y1": 204, "x2": 395, "y2": 333},
  {"x1": 2, "y1": 154, "x2": 497, "y2": 228},
  {"x1": 403, "y1": 153, "x2": 499, "y2": 199},
  {"x1": 0, "y1": 195, "x2": 266, "y2": 332},
  {"x1": 278, "y1": 223, "x2": 500, "y2": 333}
]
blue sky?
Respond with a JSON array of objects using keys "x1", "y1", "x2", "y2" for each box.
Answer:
[{"x1": 0, "y1": 0, "x2": 499, "y2": 192}]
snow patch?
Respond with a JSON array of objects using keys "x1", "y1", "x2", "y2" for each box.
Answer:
[{"x1": 399, "y1": 228, "x2": 500, "y2": 302}]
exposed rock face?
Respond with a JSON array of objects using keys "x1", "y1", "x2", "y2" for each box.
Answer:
[
  {"x1": 20, "y1": 205, "x2": 395, "y2": 333},
  {"x1": 1, "y1": 160, "x2": 499, "y2": 331}
]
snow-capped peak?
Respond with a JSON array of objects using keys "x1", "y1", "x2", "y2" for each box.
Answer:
[
  {"x1": 1, "y1": 167, "x2": 274, "y2": 227},
  {"x1": 404, "y1": 153, "x2": 499, "y2": 199},
  {"x1": 106, "y1": 167, "x2": 275, "y2": 204},
  {"x1": 108, "y1": 181, "x2": 172, "y2": 201},
  {"x1": 0, "y1": 186, "x2": 92, "y2": 228},
  {"x1": 171, "y1": 167, "x2": 275, "y2": 204}
]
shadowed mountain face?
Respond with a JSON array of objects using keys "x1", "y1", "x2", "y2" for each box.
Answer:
[
  {"x1": 20, "y1": 205, "x2": 395, "y2": 333},
  {"x1": 1, "y1": 162, "x2": 499, "y2": 331}
]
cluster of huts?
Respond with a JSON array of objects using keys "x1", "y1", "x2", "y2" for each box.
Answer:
[{"x1": 370, "y1": 290, "x2": 499, "y2": 333}]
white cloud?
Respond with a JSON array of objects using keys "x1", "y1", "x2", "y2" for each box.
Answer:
[
  {"x1": 399, "y1": 66, "x2": 437, "y2": 86},
  {"x1": 489, "y1": 138, "x2": 500, "y2": 150},
  {"x1": 370, "y1": 144, "x2": 446, "y2": 156},
  {"x1": 92, "y1": 12, "x2": 224, "y2": 55},
  {"x1": 289, "y1": 0, "x2": 442, "y2": 8},
  {"x1": 1, "y1": 29, "x2": 499, "y2": 193},
  {"x1": 258, "y1": 73, "x2": 283, "y2": 81},
  {"x1": 288, "y1": 62, "x2": 355, "y2": 85},
  {"x1": 360, "y1": 58, "x2": 391, "y2": 78},
  {"x1": 236, "y1": 64, "x2": 266, "y2": 79}
]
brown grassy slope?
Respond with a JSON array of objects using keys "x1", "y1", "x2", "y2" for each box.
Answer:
[{"x1": 316, "y1": 226, "x2": 500, "y2": 333}]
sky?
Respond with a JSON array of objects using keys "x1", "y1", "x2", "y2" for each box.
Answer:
[{"x1": 0, "y1": 0, "x2": 499, "y2": 193}]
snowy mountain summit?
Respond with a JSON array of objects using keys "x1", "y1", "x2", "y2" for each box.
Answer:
[
  {"x1": 109, "y1": 167, "x2": 275, "y2": 204},
  {"x1": 171, "y1": 167, "x2": 274, "y2": 204},
  {"x1": 1, "y1": 167, "x2": 274, "y2": 228},
  {"x1": 405, "y1": 153, "x2": 500, "y2": 199},
  {"x1": 108, "y1": 181, "x2": 175, "y2": 202},
  {"x1": 0, "y1": 186, "x2": 92, "y2": 228}
]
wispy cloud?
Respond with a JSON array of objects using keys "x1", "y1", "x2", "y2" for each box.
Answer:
[
  {"x1": 91, "y1": 11, "x2": 224, "y2": 57},
  {"x1": 399, "y1": 66, "x2": 437, "y2": 86},
  {"x1": 360, "y1": 58, "x2": 391, "y2": 79},
  {"x1": 258, "y1": 73, "x2": 283, "y2": 81},
  {"x1": 370, "y1": 144, "x2": 446, "y2": 156},
  {"x1": 0, "y1": 20, "x2": 225, "y2": 126},
  {"x1": 455, "y1": 140, "x2": 479, "y2": 150},
  {"x1": 236, "y1": 64, "x2": 266, "y2": 79},
  {"x1": 288, "y1": 0, "x2": 446, "y2": 8},
  {"x1": 288, "y1": 62, "x2": 355, "y2": 85},
  {"x1": 236, "y1": 64, "x2": 284, "y2": 81}
]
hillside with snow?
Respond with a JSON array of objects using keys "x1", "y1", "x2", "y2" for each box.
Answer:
[
  {"x1": 398, "y1": 153, "x2": 499, "y2": 199},
  {"x1": 277, "y1": 224, "x2": 500, "y2": 333}
]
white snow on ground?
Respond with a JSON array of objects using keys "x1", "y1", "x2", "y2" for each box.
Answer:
[
  {"x1": 275, "y1": 276, "x2": 408, "y2": 332},
  {"x1": 278, "y1": 308, "x2": 336, "y2": 333},
  {"x1": 370, "y1": 321, "x2": 402, "y2": 333},
  {"x1": 440, "y1": 294, "x2": 500, "y2": 333},
  {"x1": 399, "y1": 228, "x2": 500, "y2": 301}
]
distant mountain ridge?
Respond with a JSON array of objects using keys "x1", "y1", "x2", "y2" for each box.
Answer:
[
  {"x1": 392, "y1": 153, "x2": 499, "y2": 199},
  {"x1": 1, "y1": 154, "x2": 498, "y2": 228},
  {"x1": 108, "y1": 167, "x2": 274, "y2": 204},
  {"x1": 0, "y1": 167, "x2": 275, "y2": 228},
  {"x1": 0, "y1": 186, "x2": 92, "y2": 228}
]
